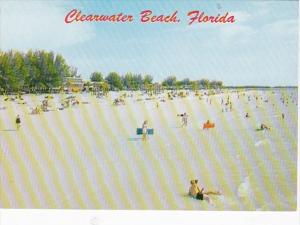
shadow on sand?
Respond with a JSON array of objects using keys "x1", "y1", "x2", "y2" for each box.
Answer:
[
  {"x1": 180, "y1": 193, "x2": 191, "y2": 198},
  {"x1": 128, "y1": 137, "x2": 143, "y2": 141},
  {"x1": 0, "y1": 129, "x2": 17, "y2": 132}
]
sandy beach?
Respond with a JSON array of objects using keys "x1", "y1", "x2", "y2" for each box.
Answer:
[{"x1": 0, "y1": 88, "x2": 297, "y2": 210}]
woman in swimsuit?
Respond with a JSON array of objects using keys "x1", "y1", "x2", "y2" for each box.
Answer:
[
  {"x1": 189, "y1": 179, "x2": 221, "y2": 203},
  {"x1": 142, "y1": 120, "x2": 148, "y2": 141}
]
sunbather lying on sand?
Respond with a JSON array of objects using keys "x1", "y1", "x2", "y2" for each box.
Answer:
[
  {"x1": 260, "y1": 123, "x2": 270, "y2": 130},
  {"x1": 113, "y1": 98, "x2": 125, "y2": 105},
  {"x1": 188, "y1": 179, "x2": 221, "y2": 203}
]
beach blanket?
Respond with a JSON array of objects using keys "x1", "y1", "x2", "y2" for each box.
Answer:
[
  {"x1": 203, "y1": 123, "x2": 215, "y2": 129},
  {"x1": 136, "y1": 128, "x2": 154, "y2": 135}
]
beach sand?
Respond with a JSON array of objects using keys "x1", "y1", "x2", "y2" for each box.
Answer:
[{"x1": 0, "y1": 88, "x2": 297, "y2": 210}]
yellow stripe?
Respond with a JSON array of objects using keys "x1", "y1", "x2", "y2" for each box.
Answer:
[
  {"x1": 178, "y1": 94, "x2": 238, "y2": 210},
  {"x1": 75, "y1": 94, "x2": 117, "y2": 208},
  {"x1": 2, "y1": 100, "x2": 40, "y2": 207},
  {"x1": 235, "y1": 90, "x2": 284, "y2": 209},
  {"x1": 131, "y1": 93, "x2": 180, "y2": 209},
  {"x1": 89, "y1": 93, "x2": 132, "y2": 208}
]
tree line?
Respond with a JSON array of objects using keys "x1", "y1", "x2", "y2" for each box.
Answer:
[
  {"x1": 0, "y1": 50, "x2": 223, "y2": 93},
  {"x1": 0, "y1": 50, "x2": 76, "y2": 93},
  {"x1": 90, "y1": 73, "x2": 223, "y2": 91}
]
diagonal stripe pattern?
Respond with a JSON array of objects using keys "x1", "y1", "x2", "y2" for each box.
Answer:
[{"x1": 0, "y1": 88, "x2": 297, "y2": 210}]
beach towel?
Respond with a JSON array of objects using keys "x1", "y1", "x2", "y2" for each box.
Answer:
[
  {"x1": 203, "y1": 123, "x2": 215, "y2": 129},
  {"x1": 136, "y1": 128, "x2": 154, "y2": 135}
]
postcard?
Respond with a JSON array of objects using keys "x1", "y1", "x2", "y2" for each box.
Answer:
[{"x1": 0, "y1": 0, "x2": 299, "y2": 224}]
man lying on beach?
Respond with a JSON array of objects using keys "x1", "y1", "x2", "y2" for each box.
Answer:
[{"x1": 188, "y1": 179, "x2": 221, "y2": 203}]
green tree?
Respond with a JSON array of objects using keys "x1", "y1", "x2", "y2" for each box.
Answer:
[
  {"x1": 69, "y1": 66, "x2": 78, "y2": 77},
  {"x1": 100, "y1": 81, "x2": 110, "y2": 94},
  {"x1": 143, "y1": 75, "x2": 153, "y2": 85},
  {"x1": 181, "y1": 78, "x2": 190, "y2": 87},
  {"x1": 208, "y1": 80, "x2": 223, "y2": 89},
  {"x1": 210, "y1": 80, "x2": 218, "y2": 89},
  {"x1": 0, "y1": 50, "x2": 73, "y2": 92},
  {"x1": 123, "y1": 73, "x2": 136, "y2": 90},
  {"x1": 54, "y1": 54, "x2": 71, "y2": 79},
  {"x1": 135, "y1": 74, "x2": 143, "y2": 89},
  {"x1": 105, "y1": 72, "x2": 123, "y2": 90},
  {"x1": 191, "y1": 81, "x2": 199, "y2": 91},
  {"x1": 0, "y1": 51, "x2": 13, "y2": 92},
  {"x1": 199, "y1": 79, "x2": 210, "y2": 89},
  {"x1": 162, "y1": 76, "x2": 176, "y2": 88},
  {"x1": 216, "y1": 81, "x2": 223, "y2": 88},
  {"x1": 90, "y1": 71, "x2": 103, "y2": 82}
]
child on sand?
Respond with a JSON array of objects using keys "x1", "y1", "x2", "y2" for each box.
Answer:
[
  {"x1": 188, "y1": 179, "x2": 221, "y2": 203},
  {"x1": 15, "y1": 115, "x2": 21, "y2": 130}
]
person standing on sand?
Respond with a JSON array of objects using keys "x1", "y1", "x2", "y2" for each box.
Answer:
[
  {"x1": 183, "y1": 112, "x2": 188, "y2": 127},
  {"x1": 15, "y1": 115, "x2": 21, "y2": 130},
  {"x1": 178, "y1": 113, "x2": 188, "y2": 127},
  {"x1": 142, "y1": 120, "x2": 148, "y2": 141}
]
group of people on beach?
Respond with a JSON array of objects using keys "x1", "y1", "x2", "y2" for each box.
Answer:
[{"x1": 2, "y1": 89, "x2": 296, "y2": 207}]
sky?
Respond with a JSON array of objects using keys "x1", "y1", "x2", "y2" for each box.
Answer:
[{"x1": 0, "y1": 0, "x2": 298, "y2": 86}]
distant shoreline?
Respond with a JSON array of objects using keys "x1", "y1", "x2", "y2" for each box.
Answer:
[
  {"x1": 223, "y1": 86, "x2": 298, "y2": 89},
  {"x1": 0, "y1": 86, "x2": 297, "y2": 96}
]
